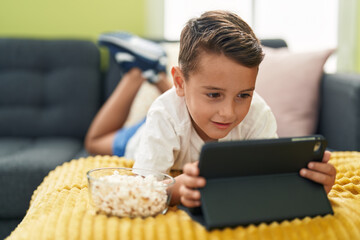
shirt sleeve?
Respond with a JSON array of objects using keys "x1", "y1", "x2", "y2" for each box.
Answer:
[{"x1": 132, "y1": 108, "x2": 181, "y2": 174}]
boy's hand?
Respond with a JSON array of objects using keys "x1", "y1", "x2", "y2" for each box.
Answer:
[
  {"x1": 179, "y1": 161, "x2": 206, "y2": 207},
  {"x1": 300, "y1": 150, "x2": 336, "y2": 194}
]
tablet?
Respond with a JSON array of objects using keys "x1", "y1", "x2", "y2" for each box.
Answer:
[{"x1": 183, "y1": 135, "x2": 333, "y2": 230}]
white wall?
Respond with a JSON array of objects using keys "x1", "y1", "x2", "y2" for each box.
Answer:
[
  {"x1": 162, "y1": 0, "x2": 338, "y2": 72},
  {"x1": 164, "y1": 0, "x2": 253, "y2": 40}
]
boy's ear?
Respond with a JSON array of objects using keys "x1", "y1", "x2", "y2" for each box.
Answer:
[{"x1": 171, "y1": 66, "x2": 185, "y2": 97}]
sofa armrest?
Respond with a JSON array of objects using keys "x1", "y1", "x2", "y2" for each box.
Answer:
[{"x1": 318, "y1": 73, "x2": 360, "y2": 150}]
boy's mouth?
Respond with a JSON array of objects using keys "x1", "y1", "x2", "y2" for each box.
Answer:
[{"x1": 212, "y1": 121, "x2": 232, "y2": 129}]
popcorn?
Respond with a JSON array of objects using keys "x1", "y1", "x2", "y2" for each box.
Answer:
[{"x1": 90, "y1": 171, "x2": 169, "y2": 218}]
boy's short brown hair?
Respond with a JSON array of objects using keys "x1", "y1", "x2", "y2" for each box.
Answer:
[{"x1": 179, "y1": 10, "x2": 264, "y2": 79}]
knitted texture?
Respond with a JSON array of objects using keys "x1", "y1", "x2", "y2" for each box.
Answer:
[{"x1": 6, "y1": 152, "x2": 360, "y2": 240}]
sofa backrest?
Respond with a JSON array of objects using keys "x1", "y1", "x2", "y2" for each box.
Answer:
[
  {"x1": 102, "y1": 54, "x2": 124, "y2": 102},
  {"x1": 0, "y1": 38, "x2": 101, "y2": 139},
  {"x1": 260, "y1": 39, "x2": 288, "y2": 49}
]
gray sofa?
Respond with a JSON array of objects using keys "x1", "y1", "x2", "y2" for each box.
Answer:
[
  {"x1": 0, "y1": 38, "x2": 108, "y2": 239},
  {"x1": 0, "y1": 38, "x2": 360, "y2": 239}
]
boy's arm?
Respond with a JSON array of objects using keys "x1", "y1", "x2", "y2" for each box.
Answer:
[{"x1": 300, "y1": 150, "x2": 336, "y2": 194}]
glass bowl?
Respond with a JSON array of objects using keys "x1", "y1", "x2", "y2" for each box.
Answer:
[{"x1": 87, "y1": 167, "x2": 175, "y2": 218}]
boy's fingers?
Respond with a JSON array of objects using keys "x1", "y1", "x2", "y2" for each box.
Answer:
[
  {"x1": 308, "y1": 162, "x2": 337, "y2": 176},
  {"x1": 179, "y1": 184, "x2": 201, "y2": 200},
  {"x1": 180, "y1": 196, "x2": 201, "y2": 207},
  {"x1": 182, "y1": 174, "x2": 206, "y2": 189},
  {"x1": 300, "y1": 168, "x2": 334, "y2": 194},
  {"x1": 183, "y1": 161, "x2": 200, "y2": 176},
  {"x1": 300, "y1": 168, "x2": 335, "y2": 186},
  {"x1": 322, "y1": 151, "x2": 331, "y2": 163}
]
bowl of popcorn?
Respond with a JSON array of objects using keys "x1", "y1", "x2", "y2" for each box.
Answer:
[{"x1": 87, "y1": 167, "x2": 175, "y2": 218}]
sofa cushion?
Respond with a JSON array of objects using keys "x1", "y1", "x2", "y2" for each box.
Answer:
[
  {"x1": 256, "y1": 47, "x2": 334, "y2": 137},
  {"x1": 0, "y1": 38, "x2": 101, "y2": 139},
  {"x1": 0, "y1": 137, "x2": 83, "y2": 218}
]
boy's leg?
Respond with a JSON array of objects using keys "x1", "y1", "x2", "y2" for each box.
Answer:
[
  {"x1": 110, "y1": 68, "x2": 146, "y2": 125},
  {"x1": 85, "y1": 68, "x2": 146, "y2": 155}
]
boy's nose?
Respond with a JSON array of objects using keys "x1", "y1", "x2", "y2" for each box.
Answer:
[{"x1": 218, "y1": 101, "x2": 236, "y2": 119}]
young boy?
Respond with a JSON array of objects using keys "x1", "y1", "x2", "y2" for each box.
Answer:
[{"x1": 85, "y1": 10, "x2": 336, "y2": 208}]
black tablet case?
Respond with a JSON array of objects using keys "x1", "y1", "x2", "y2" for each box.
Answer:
[{"x1": 182, "y1": 136, "x2": 333, "y2": 230}]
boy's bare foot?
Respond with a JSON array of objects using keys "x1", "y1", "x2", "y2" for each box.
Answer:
[{"x1": 120, "y1": 68, "x2": 146, "y2": 90}]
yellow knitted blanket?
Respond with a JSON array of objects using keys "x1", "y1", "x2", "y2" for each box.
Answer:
[{"x1": 6, "y1": 152, "x2": 360, "y2": 240}]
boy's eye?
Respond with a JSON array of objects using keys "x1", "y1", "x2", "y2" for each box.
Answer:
[
  {"x1": 207, "y1": 93, "x2": 221, "y2": 98},
  {"x1": 238, "y1": 93, "x2": 251, "y2": 98}
]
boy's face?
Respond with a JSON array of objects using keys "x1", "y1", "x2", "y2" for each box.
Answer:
[{"x1": 172, "y1": 52, "x2": 258, "y2": 142}]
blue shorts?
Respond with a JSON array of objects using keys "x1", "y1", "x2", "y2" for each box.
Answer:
[{"x1": 112, "y1": 117, "x2": 146, "y2": 156}]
